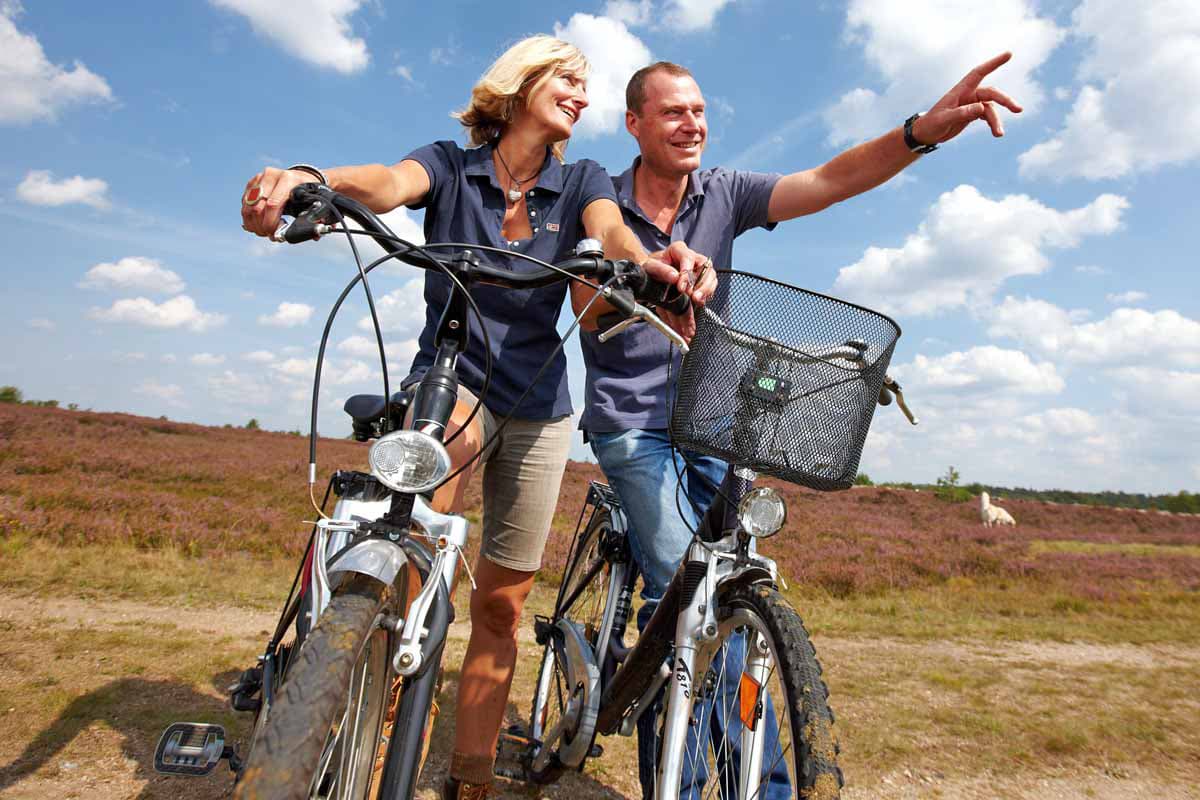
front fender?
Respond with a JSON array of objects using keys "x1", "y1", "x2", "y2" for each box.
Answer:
[
  {"x1": 327, "y1": 538, "x2": 409, "y2": 586},
  {"x1": 717, "y1": 563, "x2": 775, "y2": 594}
]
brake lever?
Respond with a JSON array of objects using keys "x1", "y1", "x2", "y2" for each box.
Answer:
[
  {"x1": 598, "y1": 303, "x2": 689, "y2": 354},
  {"x1": 883, "y1": 375, "x2": 919, "y2": 425}
]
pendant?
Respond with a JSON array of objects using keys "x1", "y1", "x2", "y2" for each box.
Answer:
[{"x1": 508, "y1": 187, "x2": 522, "y2": 203}]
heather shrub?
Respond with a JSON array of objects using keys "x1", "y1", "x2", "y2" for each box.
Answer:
[{"x1": 2, "y1": 404, "x2": 1198, "y2": 601}]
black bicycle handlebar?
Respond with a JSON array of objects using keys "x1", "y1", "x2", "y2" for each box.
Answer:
[{"x1": 281, "y1": 184, "x2": 689, "y2": 311}]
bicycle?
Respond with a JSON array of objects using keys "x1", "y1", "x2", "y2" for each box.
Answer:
[
  {"x1": 519, "y1": 270, "x2": 918, "y2": 799},
  {"x1": 152, "y1": 182, "x2": 691, "y2": 799}
]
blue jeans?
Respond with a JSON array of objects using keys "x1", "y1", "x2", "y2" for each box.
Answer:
[{"x1": 589, "y1": 429, "x2": 790, "y2": 800}]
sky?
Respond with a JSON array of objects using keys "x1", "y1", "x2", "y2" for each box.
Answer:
[{"x1": 2, "y1": 0, "x2": 1198, "y2": 493}]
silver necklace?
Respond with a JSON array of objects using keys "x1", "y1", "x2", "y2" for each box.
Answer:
[{"x1": 495, "y1": 144, "x2": 542, "y2": 204}]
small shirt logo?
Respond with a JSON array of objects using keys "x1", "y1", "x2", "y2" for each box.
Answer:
[{"x1": 545, "y1": 222, "x2": 560, "y2": 232}]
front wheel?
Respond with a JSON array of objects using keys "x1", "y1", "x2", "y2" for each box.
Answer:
[
  {"x1": 235, "y1": 574, "x2": 395, "y2": 800},
  {"x1": 656, "y1": 584, "x2": 842, "y2": 800}
]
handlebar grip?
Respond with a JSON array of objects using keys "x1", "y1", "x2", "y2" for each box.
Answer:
[
  {"x1": 638, "y1": 277, "x2": 692, "y2": 315},
  {"x1": 281, "y1": 184, "x2": 333, "y2": 244},
  {"x1": 282, "y1": 184, "x2": 323, "y2": 217}
]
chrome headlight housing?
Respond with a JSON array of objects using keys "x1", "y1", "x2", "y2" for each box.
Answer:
[
  {"x1": 368, "y1": 429, "x2": 451, "y2": 493},
  {"x1": 737, "y1": 487, "x2": 786, "y2": 538}
]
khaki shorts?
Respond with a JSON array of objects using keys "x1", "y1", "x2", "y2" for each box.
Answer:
[{"x1": 456, "y1": 385, "x2": 573, "y2": 573}]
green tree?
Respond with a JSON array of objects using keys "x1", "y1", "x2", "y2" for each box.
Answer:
[
  {"x1": 935, "y1": 465, "x2": 971, "y2": 503},
  {"x1": 245, "y1": 418, "x2": 261, "y2": 431},
  {"x1": 854, "y1": 472, "x2": 874, "y2": 486},
  {"x1": 0, "y1": 386, "x2": 22, "y2": 404}
]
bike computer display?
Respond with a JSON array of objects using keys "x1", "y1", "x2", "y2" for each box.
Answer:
[{"x1": 739, "y1": 369, "x2": 792, "y2": 405}]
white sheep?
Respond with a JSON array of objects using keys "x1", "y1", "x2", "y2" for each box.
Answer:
[{"x1": 980, "y1": 491, "x2": 1016, "y2": 527}]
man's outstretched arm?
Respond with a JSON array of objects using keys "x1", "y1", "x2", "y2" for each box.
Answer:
[{"x1": 766, "y1": 52, "x2": 1023, "y2": 223}]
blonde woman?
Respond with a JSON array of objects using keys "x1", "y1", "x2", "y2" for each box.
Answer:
[{"x1": 240, "y1": 36, "x2": 712, "y2": 799}]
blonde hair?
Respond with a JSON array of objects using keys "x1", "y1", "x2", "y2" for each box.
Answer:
[{"x1": 453, "y1": 35, "x2": 590, "y2": 162}]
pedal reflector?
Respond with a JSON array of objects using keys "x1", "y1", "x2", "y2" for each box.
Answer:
[
  {"x1": 154, "y1": 722, "x2": 226, "y2": 776},
  {"x1": 739, "y1": 673, "x2": 762, "y2": 732}
]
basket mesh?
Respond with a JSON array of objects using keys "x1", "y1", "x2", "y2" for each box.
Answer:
[{"x1": 669, "y1": 271, "x2": 900, "y2": 492}]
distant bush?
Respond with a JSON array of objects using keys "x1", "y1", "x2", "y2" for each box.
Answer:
[
  {"x1": 0, "y1": 386, "x2": 22, "y2": 404},
  {"x1": 1165, "y1": 491, "x2": 1200, "y2": 514},
  {"x1": 245, "y1": 418, "x2": 261, "y2": 431},
  {"x1": 854, "y1": 472, "x2": 874, "y2": 486}
]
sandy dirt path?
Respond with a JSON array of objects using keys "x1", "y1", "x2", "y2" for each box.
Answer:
[{"x1": 1, "y1": 591, "x2": 1196, "y2": 800}]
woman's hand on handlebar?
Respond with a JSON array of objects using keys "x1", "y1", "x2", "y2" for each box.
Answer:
[{"x1": 240, "y1": 167, "x2": 313, "y2": 238}]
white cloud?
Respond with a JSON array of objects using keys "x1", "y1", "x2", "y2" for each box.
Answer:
[
  {"x1": 393, "y1": 64, "x2": 416, "y2": 84},
  {"x1": 258, "y1": 301, "x2": 314, "y2": 327},
  {"x1": 29, "y1": 317, "x2": 54, "y2": 331},
  {"x1": 832, "y1": 185, "x2": 1128, "y2": 316},
  {"x1": 208, "y1": 370, "x2": 274, "y2": 407},
  {"x1": 243, "y1": 349, "x2": 276, "y2": 363},
  {"x1": 1074, "y1": 264, "x2": 1107, "y2": 276},
  {"x1": 603, "y1": 0, "x2": 732, "y2": 31},
  {"x1": 0, "y1": 3, "x2": 114, "y2": 124},
  {"x1": 338, "y1": 334, "x2": 419, "y2": 367},
  {"x1": 824, "y1": 0, "x2": 1063, "y2": 145},
  {"x1": 987, "y1": 296, "x2": 1200, "y2": 369},
  {"x1": 554, "y1": 14, "x2": 653, "y2": 138},
  {"x1": 78, "y1": 256, "x2": 185, "y2": 294},
  {"x1": 357, "y1": 278, "x2": 426, "y2": 336},
  {"x1": 893, "y1": 345, "x2": 1065, "y2": 396},
  {"x1": 1107, "y1": 367, "x2": 1200, "y2": 417},
  {"x1": 331, "y1": 359, "x2": 375, "y2": 385},
  {"x1": 604, "y1": 0, "x2": 652, "y2": 26},
  {"x1": 1018, "y1": 1, "x2": 1200, "y2": 180},
  {"x1": 210, "y1": 0, "x2": 369, "y2": 74},
  {"x1": 429, "y1": 36, "x2": 459, "y2": 66},
  {"x1": 662, "y1": 0, "x2": 735, "y2": 32},
  {"x1": 90, "y1": 295, "x2": 226, "y2": 332},
  {"x1": 17, "y1": 170, "x2": 110, "y2": 209},
  {"x1": 134, "y1": 379, "x2": 186, "y2": 407},
  {"x1": 1106, "y1": 290, "x2": 1147, "y2": 305},
  {"x1": 271, "y1": 357, "x2": 315, "y2": 379},
  {"x1": 1021, "y1": 407, "x2": 1100, "y2": 438},
  {"x1": 190, "y1": 352, "x2": 226, "y2": 366}
]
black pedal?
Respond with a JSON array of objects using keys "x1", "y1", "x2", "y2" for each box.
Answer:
[
  {"x1": 227, "y1": 666, "x2": 262, "y2": 713},
  {"x1": 494, "y1": 726, "x2": 535, "y2": 783},
  {"x1": 533, "y1": 615, "x2": 554, "y2": 646}
]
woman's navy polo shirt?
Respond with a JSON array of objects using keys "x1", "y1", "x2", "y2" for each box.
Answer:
[{"x1": 402, "y1": 140, "x2": 616, "y2": 420}]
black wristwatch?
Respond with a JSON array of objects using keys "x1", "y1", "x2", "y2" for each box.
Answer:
[{"x1": 904, "y1": 114, "x2": 938, "y2": 155}]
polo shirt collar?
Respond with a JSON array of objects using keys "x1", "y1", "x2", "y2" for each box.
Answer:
[
  {"x1": 615, "y1": 157, "x2": 704, "y2": 225},
  {"x1": 464, "y1": 141, "x2": 564, "y2": 195}
]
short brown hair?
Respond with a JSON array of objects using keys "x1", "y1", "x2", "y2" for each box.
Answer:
[{"x1": 625, "y1": 61, "x2": 694, "y2": 115}]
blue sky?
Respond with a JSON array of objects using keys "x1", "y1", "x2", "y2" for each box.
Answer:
[{"x1": 3, "y1": 0, "x2": 1198, "y2": 493}]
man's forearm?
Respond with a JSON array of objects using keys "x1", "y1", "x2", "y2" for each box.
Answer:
[
  {"x1": 816, "y1": 127, "x2": 920, "y2": 205},
  {"x1": 768, "y1": 127, "x2": 920, "y2": 222}
]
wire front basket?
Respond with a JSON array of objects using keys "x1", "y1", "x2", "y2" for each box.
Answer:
[{"x1": 669, "y1": 271, "x2": 900, "y2": 492}]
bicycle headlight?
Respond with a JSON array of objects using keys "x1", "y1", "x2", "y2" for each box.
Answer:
[
  {"x1": 368, "y1": 429, "x2": 451, "y2": 494},
  {"x1": 737, "y1": 487, "x2": 786, "y2": 538}
]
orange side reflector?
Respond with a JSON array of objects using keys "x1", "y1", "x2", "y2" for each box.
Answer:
[{"x1": 739, "y1": 672, "x2": 762, "y2": 732}]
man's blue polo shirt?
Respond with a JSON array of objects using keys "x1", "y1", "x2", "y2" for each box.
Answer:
[
  {"x1": 403, "y1": 140, "x2": 616, "y2": 420},
  {"x1": 579, "y1": 159, "x2": 780, "y2": 433}
]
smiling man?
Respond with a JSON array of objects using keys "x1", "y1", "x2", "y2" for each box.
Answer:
[{"x1": 571, "y1": 55, "x2": 1022, "y2": 798}]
